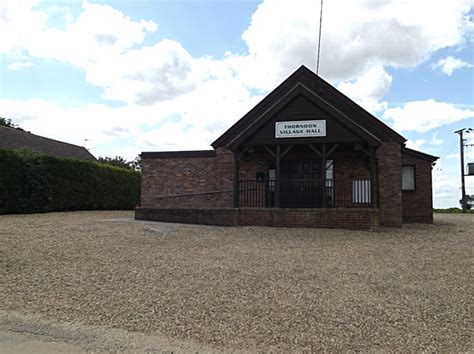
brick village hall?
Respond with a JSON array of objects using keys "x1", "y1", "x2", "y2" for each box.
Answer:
[{"x1": 136, "y1": 66, "x2": 438, "y2": 230}]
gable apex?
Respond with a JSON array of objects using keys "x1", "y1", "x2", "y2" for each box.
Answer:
[
  {"x1": 226, "y1": 82, "x2": 381, "y2": 150},
  {"x1": 212, "y1": 65, "x2": 405, "y2": 148}
]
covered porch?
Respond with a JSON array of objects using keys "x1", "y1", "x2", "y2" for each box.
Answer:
[{"x1": 233, "y1": 142, "x2": 378, "y2": 209}]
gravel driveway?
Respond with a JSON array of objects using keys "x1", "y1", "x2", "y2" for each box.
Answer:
[{"x1": 1, "y1": 211, "x2": 472, "y2": 352}]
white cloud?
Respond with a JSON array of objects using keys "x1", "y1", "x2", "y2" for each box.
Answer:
[
  {"x1": 430, "y1": 132, "x2": 444, "y2": 145},
  {"x1": 0, "y1": 76, "x2": 261, "y2": 158},
  {"x1": 432, "y1": 56, "x2": 472, "y2": 75},
  {"x1": 24, "y1": 1, "x2": 158, "y2": 68},
  {"x1": 236, "y1": 0, "x2": 474, "y2": 112},
  {"x1": 406, "y1": 139, "x2": 427, "y2": 150},
  {"x1": 240, "y1": 0, "x2": 474, "y2": 85},
  {"x1": 1, "y1": 0, "x2": 474, "y2": 162},
  {"x1": 383, "y1": 99, "x2": 474, "y2": 132},
  {"x1": 337, "y1": 66, "x2": 392, "y2": 113},
  {"x1": 7, "y1": 61, "x2": 33, "y2": 70},
  {"x1": 86, "y1": 39, "x2": 197, "y2": 105},
  {"x1": 0, "y1": 0, "x2": 47, "y2": 54},
  {"x1": 2, "y1": 0, "x2": 473, "y2": 109}
]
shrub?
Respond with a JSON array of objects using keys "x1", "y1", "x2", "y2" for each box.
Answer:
[
  {"x1": 0, "y1": 149, "x2": 141, "y2": 214},
  {"x1": 433, "y1": 208, "x2": 473, "y2": 214}
]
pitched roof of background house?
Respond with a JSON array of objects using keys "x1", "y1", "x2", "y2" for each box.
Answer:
[
  {"x1": 0, "y1": 125, "x2": 95, "y2": 160},
  {"x1": 212, "y1": 65, "x2": 406, "y2": 148}
]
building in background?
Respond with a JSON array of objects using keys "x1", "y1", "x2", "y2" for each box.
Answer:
[{"x1": 0, "y1": 125, "x2": 95, "y2": 160}]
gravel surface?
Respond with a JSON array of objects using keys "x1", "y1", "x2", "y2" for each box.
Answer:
[
  {"x1": 1, "y1": 211, "x2": 472, "y2": 352},
  {"x1": 0, "y1": 310, "x2": 213, "y2": 353}
]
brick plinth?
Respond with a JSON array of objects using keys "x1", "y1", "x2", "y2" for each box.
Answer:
[{"x1": 135, "y1": 207, "x2": 380, "y2": 231}]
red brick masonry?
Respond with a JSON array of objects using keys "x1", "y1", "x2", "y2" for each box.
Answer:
[
  {"x1": 401, "y1": 151, "x2": 434, "y2": 223},
  {"x1": 138, "y1": 143, "x2": 436, "y2": 230},
  {"x1": 135, "y1": 207, "x2": 380, "y2": 231}
]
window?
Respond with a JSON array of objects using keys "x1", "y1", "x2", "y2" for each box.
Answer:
[{"x1": 402, "y1": 165, "x2": 415, "y2": 191}]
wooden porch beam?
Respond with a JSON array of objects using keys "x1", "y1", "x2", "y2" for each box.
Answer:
[
  {"x1": 239, "y1": 146, "x2": 250, "y2": 158},
  {"x1": 280, "y1": 144, "x2": 294, "y2": 159},
  {"x1": 355, "y1": 143, "x2": 370, "y2": 157},
  {"x1": 326, "y1": 143, "x2": 339, "y2": 157},
  {"x1": 308, "y1": 144, "x2": 323, "y2": 158},
  {"x1": 264, "y1": 145, "x2": 276, "y2": 158}
]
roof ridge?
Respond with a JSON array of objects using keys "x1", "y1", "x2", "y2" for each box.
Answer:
[{"x1": 0, "y1": 125, "x2": 95, "y2": 160}]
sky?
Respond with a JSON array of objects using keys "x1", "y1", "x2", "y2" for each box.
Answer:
[{"x1": 0, "y1": 0, "x2": 473, "y2": 208}]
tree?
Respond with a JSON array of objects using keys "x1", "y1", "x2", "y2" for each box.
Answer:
[
  {"x1": 97, "y1": 155, "x2": 141, "y2": 171},
  {"x1": 130, "y1": 156, "x2": 142, "y2": 171},
  {"x1": 98, "y1": 156, "x2": 132, "y2": 170},
  {"x1": 0, "y1": 117, "x2": 23, "y2": 130}
]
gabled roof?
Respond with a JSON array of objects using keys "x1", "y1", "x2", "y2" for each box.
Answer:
[
  {"x1": 402, "y1": 147, "x2": 439, "y2": 162},
  {"x1": 0, "y1": 125, "x2": 96, "y2": 160},
  {"x1": 226, "y1": 82, "x2": 381, "y2": 150},
  {"x1": 212, "y1": 65, "x2": 406, "y2": 148}
]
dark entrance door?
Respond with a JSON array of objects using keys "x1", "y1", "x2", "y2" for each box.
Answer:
[{"x1": 279, "y1": 159, "x2": 323, "y2": 207}]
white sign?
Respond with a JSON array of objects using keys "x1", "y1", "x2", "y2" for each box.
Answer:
[{"x1": 275, "y1": 120, "x2": 326, "y2": 138}]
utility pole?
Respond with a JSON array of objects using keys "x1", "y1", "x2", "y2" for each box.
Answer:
[{"x1": 455, "y1": 128, "x2": 473, "y2": 213}]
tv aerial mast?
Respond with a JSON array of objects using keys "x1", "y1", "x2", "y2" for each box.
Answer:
[{"x1": 316, "y1": 0, "x2": 324, "y2": 75}]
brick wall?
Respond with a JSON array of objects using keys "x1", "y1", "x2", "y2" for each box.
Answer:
[
  {"x1": 239, "y1": 158, "x2": 266, "y2": 180},
  {"x1": 376, "y1": 142, "x2": 403, "y2": 227},
  {"x1": 135, "y1": 207, "x2": 380, "y2": 231},
  {"x1": 332, "y1": 150, "x2": 372, "y2": 207},
  {"x1": 140, "y1": 147, "x2": 233, "y2": 208},
  {"x1": 139, "y1": 144, "x2": 407, "y2": 228},
  {"x1": 401, "y1": 153, "x2": 434, "y2": 223}
]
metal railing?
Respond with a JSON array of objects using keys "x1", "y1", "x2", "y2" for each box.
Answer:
[{"x1": 238, "y1": 179, "x2": 373, "y2": 208}]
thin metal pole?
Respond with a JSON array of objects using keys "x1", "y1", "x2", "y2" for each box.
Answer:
[
  {"x1": 455, "y1": 129, "x2": 468, "y2": 212},
  {"x1": 458, "y1": 130, "x2": 467, "y2": 213},
  {"x1": 316, "y1": 0, "x2": 324, "y2": 75}
]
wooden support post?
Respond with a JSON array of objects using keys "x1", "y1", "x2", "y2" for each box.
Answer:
[
  {"x1": 321, "y1": 143, "x2": 327, "y2": 208},
  {"x1": 369, "y1": 146, "x2": 377, "y2": 208},
  {"x1": 233, "y1": 152, "x2": 240, "y2": 208},
  {"x1": 275, "y1": 145, "x2": 281, "y2": 208}
]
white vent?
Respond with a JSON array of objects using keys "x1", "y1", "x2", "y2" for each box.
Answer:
[{"x1": 352, "y1": 180, "x2": 371, "y2": 204}]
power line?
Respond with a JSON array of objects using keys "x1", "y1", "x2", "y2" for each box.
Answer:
[
  {"x1": 429, "y1": 138, "x2": 456, "y2": 173},
  {"x1": 316, "y1": 0, "x2": 324, "y2": 75}
]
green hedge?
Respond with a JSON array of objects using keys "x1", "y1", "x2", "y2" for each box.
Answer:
[{"x1": 0, "y1": 149, "x2": 141, "y2": 214}]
